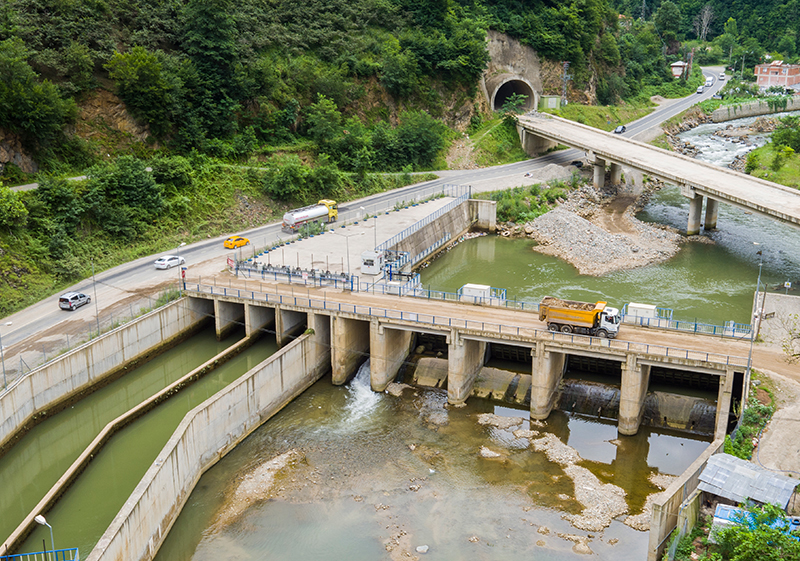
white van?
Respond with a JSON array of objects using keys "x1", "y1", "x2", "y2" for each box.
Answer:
[
  {"x1": 705, "y1": 77, "x2": 713, "y2": 87},
  {"x1": 697, "y1": 85, "x2": 704, "y2": 94}
]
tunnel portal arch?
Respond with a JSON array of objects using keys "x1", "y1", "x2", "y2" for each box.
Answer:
[{"x1": 491, "y1": 78, "x2": 537, "y2": 112}]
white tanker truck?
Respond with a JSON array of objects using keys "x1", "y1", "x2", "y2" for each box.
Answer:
[{"x1": 282, "y1": 199, "x2": 338, "y2": 232}]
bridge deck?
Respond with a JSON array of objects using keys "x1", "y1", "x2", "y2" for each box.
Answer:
[
  {"x1": 518, "y1": 113, "x2": 800, "y2": 228},
  {"x1": 188, "y1": 279, "x2": 751, "y2": 370}
]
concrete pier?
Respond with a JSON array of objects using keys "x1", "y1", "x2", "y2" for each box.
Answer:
[
  {"x1": 276, "y1": 307, "x2": 306, "y2": 346},
  {"x1": 704, "y1": 198, "x2": 719, "y2": 230},
  {"x1": 517, "y1": 127, "x2": 558, "y2": 155},
  {"x1": 687, "y1": 195, "x2": 703, "y2": 235},
  {"x1": 214, "y1": 299, "x2": 242, "y2": 340},
  {"x1": 245, "y1": 303, "x2": 274, "y2": 338},
  {"x1": 609, "y1": 162, "x2": 622, "y2": 184},
  {"x1": 530, "y1": 343, "x2": 565, "y2": 419},
  {"x1": 618, "y1": 355, "x2": 650, "y2": 435},
  {"x1": 593, "y1": 157, "x2": 606, "y2": 189},
  {"x1": 447, "y1": 333, "x2": 486, "y2": 405},
  {"x1": 331, "y1": 316, "x2": 370, "y2": 385},
  {"x1": 369, "y1": 321, "x2": 414, "y2": 391}
]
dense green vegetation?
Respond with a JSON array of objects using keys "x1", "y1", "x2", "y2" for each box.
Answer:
[
  {"x1": 743, "y1": 116, "x2": 800, "y2": 189},
  {"x1": 0, "y1": 158, "x2": 429, "y2": 316},
  {"x1": 670, "y1": 503, "x2": 800, "y2": 561},
  {"x1": 475, "y1": 174, "x2": 585, "y2": 224}
]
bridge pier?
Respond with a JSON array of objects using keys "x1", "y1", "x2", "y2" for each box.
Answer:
[
  {"x1": 593, "y1": 158, "x2": 606, "y2": 190},
  {"x1": 609, "y1": 162, "x2": 622, "y2": 184},
  {"x1": 331, "y1": 316, "x2": 370, "y2": 385},
  {"x1": 244, "y1": 303, "x2": 275, "y2": 338},
  {"x1": 214, "y1": 300, "x2": 243, "y2": 340},
  {"x1": 275, "y1": 307, "x2": 306, "y2": 346},
  {"x1": 370, "y1": 321, "x2": 415, "y2": 391},
  {"x1": 618, "y1": 355, "x2": 650, "y2": 436},
  {"x1": 715, "y1": 369, "x2": 735, "y2": 438},
  {"x1": 704, "y1": 198, "x2": 719, "y2": 231},
  {"x1": 517, "y1": 126, "x2": 558, "y2": 156},
  {"x1": 687, "y1": 195, "x2": 703, "y2": 235},
  {"x1": 530, "y1": 343, "x2": 565, "y2": 420},
  {"x1": 447, "y1": 333, "x2": 487, "y2": 405},
  {"x1": 308, "y1": 312, "x2": 332, "y2": 371}
]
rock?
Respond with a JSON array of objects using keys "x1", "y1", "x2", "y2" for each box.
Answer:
[
  {"x1": 537, "y1": 526, "x2": 550, "y2": 535},
  {"x1": 479, "y1": 446, "x2": 502, "y2": 458},
  {"x1": 477, "y1": 413, "x2": 525, "y2": 430},
  {"x1": 468, "y1": 536, "x2": 480, "y2": 543},
  {"x1": 415, "y1": 545, "x2": 429, "y2": 553}
]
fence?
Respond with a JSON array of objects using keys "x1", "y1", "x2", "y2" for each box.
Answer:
[
  {"x1": 185, "y1": 283, "x2": 749, "y2": 368},
  {"x1": 376, "y1": 191, "x2": 470, "y2": 252},
  {"x1": 1, "y1": 549, "x2": 79, "y2": 561}
]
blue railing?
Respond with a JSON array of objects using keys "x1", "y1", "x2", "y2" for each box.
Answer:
[
  {"x1": 412, "y1": 234, "x2": 451, "y2": 266},
  {"x1": 184, "y1": 283, "x2": 749, "y2": 368},
  {"x1": 1, "y1": 549, "x2": 79, "y2": 561},
  {"x1": 376, "y1": 192, "x2": 469, "y2": 252}
]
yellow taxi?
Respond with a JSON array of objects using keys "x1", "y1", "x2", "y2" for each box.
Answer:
[{"x1": 224, "y1": 236, "x2": 250, "y2": 249}]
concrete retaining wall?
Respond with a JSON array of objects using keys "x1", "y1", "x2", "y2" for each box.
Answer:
[
  {"x1": 0, "y1": 298, "x2": 213, "y2": 456},
  {"x1": 88, "y1": 330, "x2": 329, "y2": 561},
  {"x1": 709, "y1": 98, "x2": 800, "y2": 122},
  {"x1": 647, "y1": 438, "x2": 724, "y2": 561},
  {"x1": 392, "y1": 200, "x2": 478, "y2": 261},
  {"x1": 756, "y1": 292, "x2": 800, "y2": 347}
]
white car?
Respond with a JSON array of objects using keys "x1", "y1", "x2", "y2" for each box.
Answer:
[
  {"x1": 154, "y1": 255, "x2": 185, "y2": 269},
  {"x1": 719, "y1": 72, "x2": 726, "y2": 80},
  {"x1": 697, "y1": 86, "x2": 704, "y2": 94},
  {"x1": 59, "y1": 292, "x2": 90, "y2": 311}
]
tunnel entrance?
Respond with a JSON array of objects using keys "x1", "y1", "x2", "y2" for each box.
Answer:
[{"x1": 493, "y1": 79, "x2": 535, "y2": 112}]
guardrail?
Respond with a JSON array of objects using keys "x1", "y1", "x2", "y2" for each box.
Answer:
[
  {"x1": 184, "y1": 283, "x2": 749, "y2": 368},
  {"x1": 412, "y1": 234, "x2": 451, "y2": 266},
  {"x1": 376, "y1": 192, "x2": 469, "y2": 252},
  {"x1": 1, "y1": 548, "x2": 79, "y2": 561}
]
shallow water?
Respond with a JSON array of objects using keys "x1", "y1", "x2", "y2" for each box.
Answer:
[{"x1": 155, "y1": 369, "x2": 709, "y2": 561}]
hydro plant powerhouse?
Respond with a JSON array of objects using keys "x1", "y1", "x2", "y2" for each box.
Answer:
[
  {"x1": 539, "y1": 297, "x2": 621, "y2": 338},
  {"x1": 282, "y1": 200, "x2": 338, "y2": 232}
]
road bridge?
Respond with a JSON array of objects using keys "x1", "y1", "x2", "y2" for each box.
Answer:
[
  {"x1": 517, "y1": 112, "x2": 800, "y2": 235},
  {"x1": 188, "y1": 280, "x2": 746, "y2": 437}
]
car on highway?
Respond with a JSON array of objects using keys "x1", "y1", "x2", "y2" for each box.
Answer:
[
  {"x1": 154, "y1": 255, "x2": 185, "y2": 269},
  {"x1": 719, "y1": 72, "x2": 726, "y2": 80},
  {"x1": 59, "y1": 292, "x2": 90, "y2": 311},
  {"x1": 569, "y1": 160, "x2": 584, "y2": 168},
  {"x1": 696, "y1": 85, "x2": 704, "y2": 94},
  {"x1": 224, "y1": 236, "x2": 250, "y2": 249},
  {"x1": 613, "y1": 125, "x2": 626, "y2": 134}
]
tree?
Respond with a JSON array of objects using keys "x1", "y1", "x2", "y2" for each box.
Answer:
[
  {"x1": 0, "y1": 38, "x2": 75, "y2": 151},
  {"x1": 692, "y1": 4, "x2": 714, "y2": 41},
  {"x1": 724, "y1": 17, "x2": 738, "y2": 38},
  {"x1": 780, "y1": 313, "x2": 800, "y2": 362},
  {"x1": 717, "y1": 503, "x2": 800, "y2": 561},
  {"x1": 305, "y1": 94, "x2": 342, "y2": 146},
  {"x1": 776, "y1": 35, "x2": 796, "y2": 58},
  {"x1": 654, "y1": 1, "x2": 681, "y2": 36}
]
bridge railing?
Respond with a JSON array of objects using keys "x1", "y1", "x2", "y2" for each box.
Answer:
[{"x1": 184, "y1": 283, "x2": 748, "y2": 368}]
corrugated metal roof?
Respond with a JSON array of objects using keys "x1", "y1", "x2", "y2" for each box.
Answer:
[{"x1": 698, "y1": 453, "x2": 798, "y2": 508}]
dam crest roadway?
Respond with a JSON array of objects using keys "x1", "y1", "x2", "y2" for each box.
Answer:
[{"x1": 517, "y1": 112, "x2": 800, "y2": 235}]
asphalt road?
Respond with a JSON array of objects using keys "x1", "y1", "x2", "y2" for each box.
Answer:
[{"x1": 1, "y1": 68, "x2": 725, "y2": 357}]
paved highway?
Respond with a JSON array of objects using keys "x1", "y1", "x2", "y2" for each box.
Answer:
[{"x1": 0, "y1": 67, "x2": 729, "y2": 377}]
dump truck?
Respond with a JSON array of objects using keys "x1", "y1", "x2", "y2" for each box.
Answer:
[
  {"x1": 538, "y1": 296, "x2": 620, "y2": 338},
  {"x1": 282, "y1": 199, "x2": 338, "y2": 232}
]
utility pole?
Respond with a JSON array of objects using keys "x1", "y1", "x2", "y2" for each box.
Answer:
[
  {"x1": 640, "y1": 0, "x2": 647, "y2": 20},
  {"x1": 561, "y1": 61, "x2": 571, "y2": 106}
]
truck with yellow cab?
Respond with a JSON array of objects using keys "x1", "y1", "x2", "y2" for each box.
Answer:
[
  {"x1": 539, "y1": 296, "x2": 620, "y2": 338},
  {"x1": 282, "y1": 199, "x2": 338, "y2": 232}
]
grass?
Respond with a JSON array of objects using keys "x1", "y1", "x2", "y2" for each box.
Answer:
[
  {"x1": 541, "y1": 101, "x2": 655, "y2": 131},
  {"x1": 469, "y1": 117, "x2": 531, "y2": 166},
  {"x1": 744, "y1": 144, "x2": 800, "y2": 189},
  {"x1": 723, "y1": 369, "x2": 775, "y2": 460}
]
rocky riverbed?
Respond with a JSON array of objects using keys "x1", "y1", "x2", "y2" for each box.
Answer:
[{"x1": 497, "y1": 183, "x2": 684, "y2": 276}]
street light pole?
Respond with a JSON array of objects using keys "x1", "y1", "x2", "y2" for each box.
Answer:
[
  {"x1": 177, "y1": 242, "x2": 186, "y2": 289},
  {"x1": 1, "y1": 321, "x2": 11, "y2": 389},
  {"x1": 744, "y1": 247, "x2": 764, "y2": 405},
  {"x1": 91, "y1": 260, "x2": 100, "y2": 337},
  {"x1": 34, "y1": 515, "x2": 55, "y2": 561}
]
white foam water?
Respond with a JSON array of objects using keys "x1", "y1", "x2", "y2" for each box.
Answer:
[{"x1": 344, "y1": 359, "x2": 382, "y2": 422}]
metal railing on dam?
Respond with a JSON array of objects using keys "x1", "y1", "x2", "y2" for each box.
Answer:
[{"x1": 185, "y1": 282, "x2": 749, "y2": 369}]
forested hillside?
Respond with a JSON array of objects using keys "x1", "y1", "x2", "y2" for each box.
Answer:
[{"x1": 0, "y1": 0, "x2": 707, "y2": 315}]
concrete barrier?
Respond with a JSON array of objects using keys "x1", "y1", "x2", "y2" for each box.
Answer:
[
  {"x1": 0, "y1": 298, "x2": 213, "y2": 457},
  {"x1": 2, "y1": 332, "x2": 258, "y2": 554},
  {"x1": 709, "y1": 97, "x2": 800, "y2": 122},
  {"x1": 647, "y1": 438, "x2": 724, "y2": 561},
  {"x1": 88, "y1": 329, "x2": 330, "y2": 561}
]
